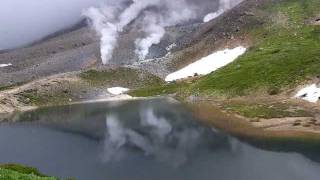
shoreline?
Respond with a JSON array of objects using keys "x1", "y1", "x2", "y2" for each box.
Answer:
[
  {"x1": 0, "y1": 95, "x2": 171, "y2": 122},
  {"x1": 2, "y1": 93, "x2": 320, "y2": 143},
  {"x1": 188, "y1": 99, "x2": 320, "y2": 143}
]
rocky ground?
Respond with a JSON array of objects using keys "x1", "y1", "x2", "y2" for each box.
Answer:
[{"x1": 189, "y1": 94, "x2": 320, "y2": 139}]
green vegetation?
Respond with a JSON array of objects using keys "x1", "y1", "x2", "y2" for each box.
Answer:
[
  {"x1": 0, "y1": 164, "x2": 58, "y2": 180},
  {"x1": 130, "y1": 0, "x2": 320, "y2": 99},
  {"x1": 224, "y1": 103, "x2": 310, "y2": 119},
  {"x1": 192, "y1": 0, "x2": 320, "y2": 97},
  {"x1": 17, "y1": 88, "x2": 74, "y2": 106},
  {"x1": 195, "y1": 26, "x2": 320, "y2": 96},
  {"x1": 129, "y1": 82, "x2": 189, "y2": 97},
  {"x1": 0, "y1": 164, "x2": 47, "y2": 177},
  {"x1": 17, "y1": 89, "x2": 46, "y2": 105},
  {"x1": 0, "y1": 85, "x2": 13, "y2": 91},
  {"x1": 14, "y1": 68, "x2": 165, "y2": 106},
  {"x1": 80, "y1": 68, "x2": 164, "y2": 88},
  {"x1": 0, "y1": 82, "x2": 24, "y2": 92}
]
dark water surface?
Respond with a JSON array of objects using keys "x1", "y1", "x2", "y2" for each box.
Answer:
[{"x1": 0, "y1": 98, "x2": 319, "y2": 180}]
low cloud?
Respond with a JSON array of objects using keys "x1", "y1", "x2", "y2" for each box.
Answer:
[{"x1": 0, "y1": 0, "x2": 106, "y2": 50}]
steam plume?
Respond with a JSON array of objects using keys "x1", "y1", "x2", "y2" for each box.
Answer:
[
  {"x1": 83, "y1": 0, "x2": 197, "y2": 64},
  {"x1": 84, "y1": 0, "x2": 242, "y2": 64},
  {"x1": 135, "y1": 12, "x2": 166, "y2": 60},
  {"x1": 203, "y1": 0, "x2": 242, "y2": 22}
]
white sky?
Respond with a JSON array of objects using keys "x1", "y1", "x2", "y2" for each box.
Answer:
[
  {"x1": 0, "y1": 0, "x2": 106, "y2": 49},
  {"x1": 0, "y1": 0, "x2": 230, "y2": 50}
]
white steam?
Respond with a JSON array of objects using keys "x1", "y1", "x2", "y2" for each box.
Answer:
[
  {"x1": 135, "y1": 12, "x2": 166, "y2": 60},
  {"x1": 83, "y1": 5, "x2": 121, "y2": 64},
  {"x1": 84, "y1": 0, "x2": 243, "y2": 64},
  {"x1": 203, "y1": 9, "x2": 224, "y2": 22},
  {"x1": 203, "y1": 0, "x2": 242, "y2": 23},
  {"x1": 83, "y1": 0, "x2": 198, "y2": 64},
  {"x1": 83, "y1": 0, "x2": 159, "y2": 64}
]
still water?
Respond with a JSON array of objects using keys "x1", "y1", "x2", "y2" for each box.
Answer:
[{"x1": 0, "y1": 98, "x2": 319, "y2": 180}]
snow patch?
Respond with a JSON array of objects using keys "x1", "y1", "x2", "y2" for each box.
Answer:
[
  {"x1": 165, "y1": 46, "x2": 247, "y2": 82},
  {"x1": 107, "y1": 87, "x2": 130, "y2": 95},
  {"x1": 0, "y1": 63, "x2": 12, "y2": 68},
  {"x1": 164, "y1": 43, "x2": 177, "y2": 57},
  {"x1": 203, "y1": 9, "x2": 224, "y2": 22},
  {"x1": 166, "y1": 43, "x2": 177, "y2": 51},
  {"x1": 295, "y1": 84, "x2": 320, "y2": 103}
]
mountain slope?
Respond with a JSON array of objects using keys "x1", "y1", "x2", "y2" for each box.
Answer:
[
  {"x1": 132, "y1": 0, "x2": 320, "y2": 98},
  {"x1": 192, "y1": 0, "x2": 320, "y2": 97}
]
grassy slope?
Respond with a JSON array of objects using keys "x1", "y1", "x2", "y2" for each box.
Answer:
[
  {"x1": 129, "y1": 82, "x2": 189, "y2": 97},
  {"x1": 79, "y1": 68, "x2": 164, "y2": 88},
  {"x1": 15, "y1": 68, "x2": 164, "y2": 106},
  {"x1": 224, "y1": 102, "x2": 311, "y2": 119},
  {"x1": 193, "y1": 0, "x2": 320, "y2": 97},
  {"x1": 131, "y1": 0, "x2": 320, "y2": 98},
  {"x1": 0, "y1": 164, "x2": 59, "y2": 180}
]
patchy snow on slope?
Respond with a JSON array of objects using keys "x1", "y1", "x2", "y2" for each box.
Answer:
[
  {"x1": 164, "y1": 43, "x2": 177, "y2": 57},
  {"x1": 295, "y1": 84, "x2": 320, "y2": 103},
  {"x1": 203, "y1": 9, "x2": 224, "y2": 22},
  {"x1": 107, "y1": 87, "x2": 130, "y2": 95},
  {"x1": 166, "y1": 43, "x2": 177, "y2": 51},
  {"x1": 0, "y1": 63, "x2": 12, "y2": 68},
  {"x1": 165, "y1": 46, "x2": 247, "y2": 82}
]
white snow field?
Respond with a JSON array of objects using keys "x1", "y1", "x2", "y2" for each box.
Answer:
[
  {"x1": 165, "y1": 46, "x2": 247, "y2": 82},
  {"x1": 295, "y1": 84, "x2": 320, "y2": 103},
  {"x1": 0, "y1": 63, "x2": 12, "y2": 68},
  {"x1": 107, "y1": 87, "x2": 130, "y2": 95}
]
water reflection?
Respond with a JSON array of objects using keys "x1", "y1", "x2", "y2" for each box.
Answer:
[
  {"x1": 0, "y1": 98, "x2": 319, "y2": 180},
  {"x1": 102, "y1": 107, "x2": 217, "y2": 167}
]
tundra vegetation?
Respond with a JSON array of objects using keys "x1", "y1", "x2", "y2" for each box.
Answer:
[{"x1": 130, "y1": 0, "x2": 320, "y2": 98}]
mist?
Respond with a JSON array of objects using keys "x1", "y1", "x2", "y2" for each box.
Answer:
[
  {"x1": 83, "y1": 0, "x2": 242, "y2": 64},
  {"x1": 0, "y1": 0, "x2": 242, "y2": 54},
  {"x1": 0, "y1": 0, "x2": 107, "y2": 50}
]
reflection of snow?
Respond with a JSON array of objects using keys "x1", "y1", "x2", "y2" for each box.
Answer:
[
  {"x1": 0, "y1": 63, "x2": 12, "y2": 68},
  {"x1": 165, "y1": 46, "x2": 246, "y2": 82},
  {"x1": 295, "y1": 84, "x2": 320, "y2": 103},
  {"x1": 102, "y1": 107, "x2": 210, "y2": 167},
  {"x1": 107, "y1": 87, "x2": 129, "y2": 95}
]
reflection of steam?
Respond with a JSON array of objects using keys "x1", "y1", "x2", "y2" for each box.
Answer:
[
  {"x1": 140, "y1": 107, "x2": 172, "y2": 141},
  {"x1": 102, "y1": 107, "x2": 209, "y2": 167},
  {"x1": 102, "y1": 115, "x2": 127, "y2": 162},
  {"x1": 106, "y1": 115, "x2": 126, "y2": 148}
]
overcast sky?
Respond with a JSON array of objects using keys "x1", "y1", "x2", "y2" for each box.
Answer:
[
  {"x1": 0, "y1": 0, "x2": 229, "y2": 50},
  {"x1": 0, "y1": 0, "x2": 107, "y2": 50}
]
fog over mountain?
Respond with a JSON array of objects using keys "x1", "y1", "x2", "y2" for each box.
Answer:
[
  {"x1": 0, "y1": 0, "x2": 243, "y2": 51},
  {"x1": 0, "y1": 0, "x2": 105, "y2": 50},
  {"x1": 83, "y1": 0, "x2": 241, "y2": 63}
]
